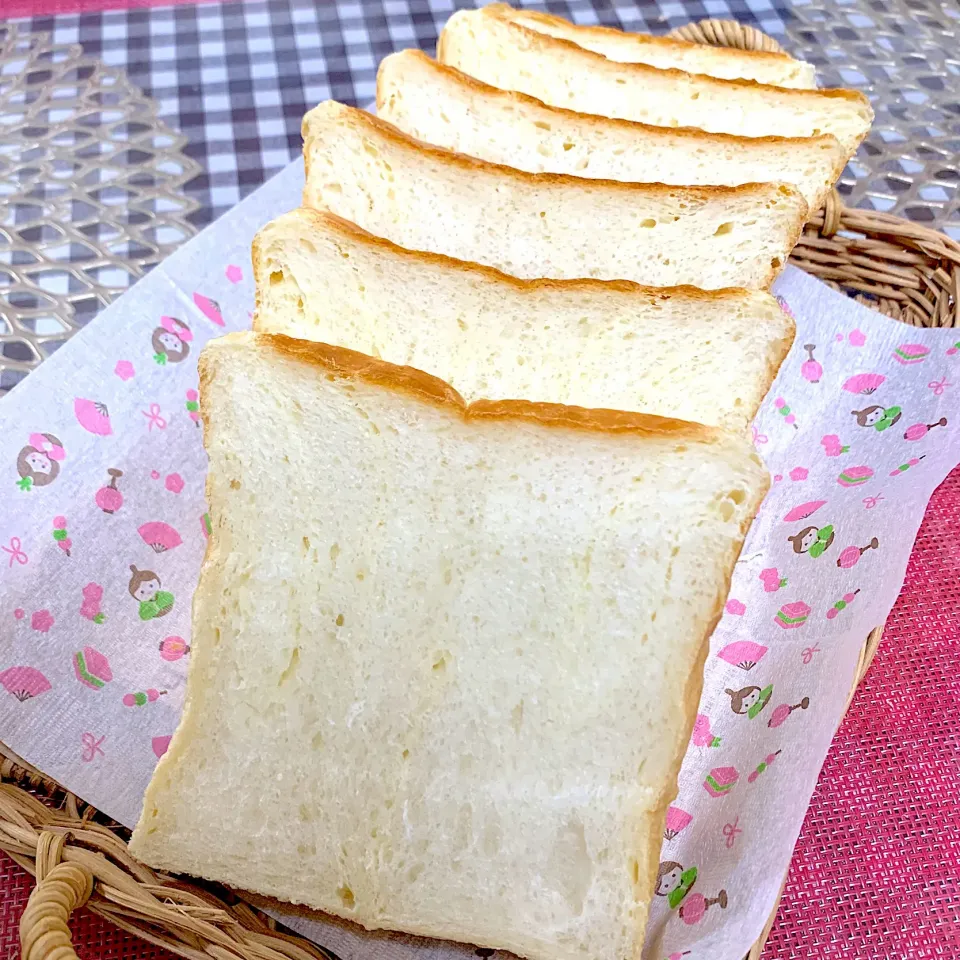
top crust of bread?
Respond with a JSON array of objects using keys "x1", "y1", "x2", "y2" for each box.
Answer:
[
  {"x1": 302, "y1": 102, "x2": 807, "y2": 290},
  {"x1": 376, "y1": 49, "x2": 839, "y2": 154},
  {"x1": 437, "y1": 8, "x2": 873, "y2": 151},
  {"x1": 257, "y1": 205, "x2": 771, "y2": 303},
  {"x1": 375, "y1": 50, "x2": 847, "y2": 212},
  {"x1": 257, "y1": 330, "x2": 727, "y2": 443},
  {"x1": 459, "y1": 6, "x2": 866, "y2": 108},
  {"x1": 302, "y1": 102, "x2": 803, "y2": 206},
  {"x1": 487, "y1": 3, "x2": 816, "y2": 88}
]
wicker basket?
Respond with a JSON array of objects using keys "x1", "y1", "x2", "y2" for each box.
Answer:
[{"x1": 3, "y1": 19, "x2": 960, "y2": 960}]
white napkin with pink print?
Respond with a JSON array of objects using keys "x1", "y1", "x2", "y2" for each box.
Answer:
[{"x1": 1, "y1": 158, "x2": 959, "y2": 960}]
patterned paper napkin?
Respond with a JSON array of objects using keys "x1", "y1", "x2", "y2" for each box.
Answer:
[{"x1": 1, "y1": 158, "x2": 959, "y2": 959}]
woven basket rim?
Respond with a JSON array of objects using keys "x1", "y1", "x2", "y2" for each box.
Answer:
[{"x1": 3, "y1": 16, "x2": 959, "y2": 960}]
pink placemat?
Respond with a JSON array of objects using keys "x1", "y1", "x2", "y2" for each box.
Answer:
[
  {"x1": 763, "y1": 463, "x2": 960, "y2": 957},
  {"x1": 2, "y1": 465, "x2": 959, "y2": 959}
]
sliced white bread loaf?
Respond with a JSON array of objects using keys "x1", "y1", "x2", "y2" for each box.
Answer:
[
  {"x1": 130, "y1": 330, "x2": 769, "y2": 960},
  {"x1": 488, "y1": 3, "x2": 816, "y2": 88},
  {"x1": 377, "y1": 50, "x2": 847, "y2": 213},
  {"x1": 301, "y1": 102, "x2": 807, "y2": 290},
  {"x1": 437, "y1": 8, "x2": 873, "y2": 153},
  {"x1": 253, "y1": 208, "x2": 794, "y2": 431}
]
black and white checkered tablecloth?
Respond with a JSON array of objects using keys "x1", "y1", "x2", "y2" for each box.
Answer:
[{"x1": 15, "y1": 0, "x2": 800, "y2": 227}]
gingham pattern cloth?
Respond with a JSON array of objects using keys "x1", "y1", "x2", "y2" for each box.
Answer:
[{"x1": 17, "y1": 0, "x2": 796, "y2": 227}]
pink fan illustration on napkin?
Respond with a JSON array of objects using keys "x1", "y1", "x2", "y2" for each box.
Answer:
[
  {"x1": 717, "y1": 641, "x2": 767, "y2": 671},
  {"x1": 842, "y1": 373, "x2": 884, "y2": 395},
  {"x1": 152, "y1": 736, "x2": 172, "y2": 759},
  {"x1": 194, "y1": 292, "x2": 224, "y2": 327},
  {"x1": 783, "y1": 500, "x2": 826, "y2": 523},
  {"x1": 0, "y1": 667, "x2": 51, "y2": 701},
  {"x1": 74, "y1": 398, "x2": 112, "y2": 436},
  {"x1": 903, "y1": 417, "x2": 947, "y2": 441},
  {"x1": 663, "y1": 806, "x2": 693, "y2": 841},
  {"x1": 138, "y1": 521, "x2": 182, "y2": 554}
]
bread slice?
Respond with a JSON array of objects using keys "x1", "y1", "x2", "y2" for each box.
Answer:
[
  {"x1": 253, "y1": 208, "x2": 794, "y2": 432},
  {"x1": 301, "y1": 102, "x2": 807, "y2": 290},
  {"x1": 437, "y1": 8, "x2": 873, "y2": 153},
  {"x1": 486, "y1": 3, "x2": 816, "y2": 88},
  {"x1": 377, "y1": 50, "x2": 847, "y2": 213},
  {"x1": 130, "y1": 330, "x2": 768, "y2": 960}
]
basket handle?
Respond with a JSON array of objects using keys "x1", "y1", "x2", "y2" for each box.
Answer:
[
  {"x1": 667, "y1": 18, "x2": 786, "y2": 54},
  {"x1": 19, "y1": 831, "x2": 93, "y2": 960}
]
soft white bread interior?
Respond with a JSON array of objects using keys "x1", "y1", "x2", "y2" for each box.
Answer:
[
  {"x1": 253, "y1": 208, "x2": 795, "y2": 432},
  {"x1": 376, "y1": 50, "x2": 847, "y2": 213},
  {"x1": 437, "y1": 8, "x2": 872, "y2": 153},
  {"x1": 488, "y1": 3, "x2": 816, "y2": 88},
  {"x1": 129, "y1": 331, "x2": 769, "y2": 960},
  {"x1": 302, "y1": 102, "x2": 807, "y2": 290}
]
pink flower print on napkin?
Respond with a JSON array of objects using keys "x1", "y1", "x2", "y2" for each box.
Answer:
[
  {"x1": 759, "y1": 568, "x2": 788, "y2": 593},
  {"x1": 821, "y1": 434, "x2": 849, "y2": 458},
  {"x1": 31, "y1": 609, "x2": 54, "y2": 632},
  {"x1": 165, "y1": 473, "x2": 184, "y2": 494},
  {"x1": 114, "y1": 360, "x2": 135, "y2": 381},
  {"x1": 225, "y1": 264, "x2": 243, "y2": 284},
  {"x1": 80, "y1": 583, "x2": 106, "y2": 624}
]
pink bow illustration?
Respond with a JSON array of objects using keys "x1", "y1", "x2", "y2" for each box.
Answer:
[
  {"x1": 160, "y1": 315, "x2": 193, "y2": 342},
  {"x1": 28, "y1": 433, "x2": 65, "y2": 460}
]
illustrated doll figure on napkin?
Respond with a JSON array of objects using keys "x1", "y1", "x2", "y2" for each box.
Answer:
[{"x1": 128, "y1": 565, "x2": 174, "y2": 620}]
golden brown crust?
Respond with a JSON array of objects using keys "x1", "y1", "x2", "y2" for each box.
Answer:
[
  {"x1": 378, "y1": 49, "x2": 843, "y2": 155},
  {"x1": 440, "y1": 10, "x2": 873, "y2": 116},
  {"x1": 303, "y1": 101, "x2": 807, "y2": 209},
  {"x1": 638, "y1": 454, "x2": 769, "y2": 950},
  {"x1": 491, "y1": 3, "x2": 803, "y2": 68},
  {"x1": 255, "y1": 206, "x2": 782, "y2": 308},
  {"x1": 210, "y1": 331, "x2": 727, "y2": 445}
]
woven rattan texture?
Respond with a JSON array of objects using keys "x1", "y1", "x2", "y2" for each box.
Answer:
[
  {"x1": 764, "y1": 464, "x2": 960, "y2": 959},
  {"x1": 0, "y1": 850, "x2": 176, "y2": 960}
]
